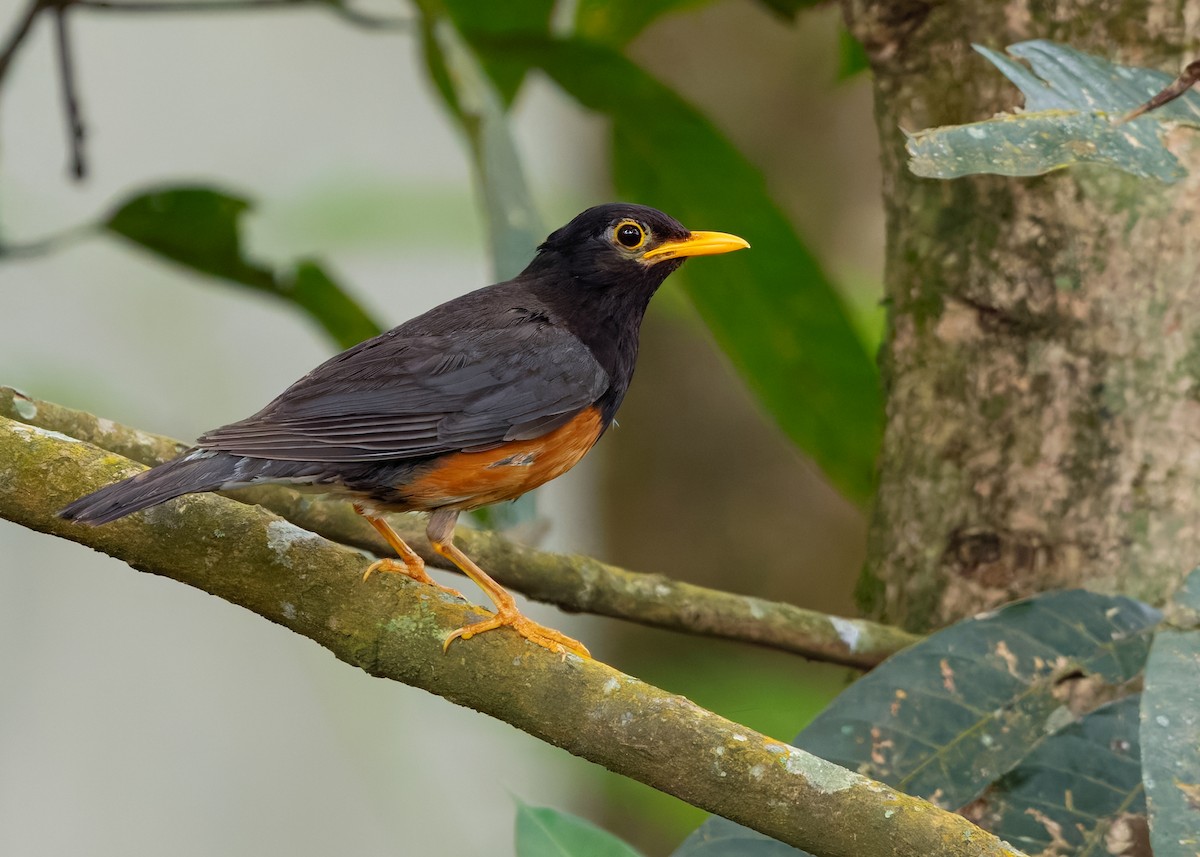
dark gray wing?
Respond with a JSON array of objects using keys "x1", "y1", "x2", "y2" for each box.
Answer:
[{"x1": 197, "y1": 315, "x2": 609, "y2": 462}]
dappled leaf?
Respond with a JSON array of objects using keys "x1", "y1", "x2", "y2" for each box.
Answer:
[
  {"x1": 515, "y1": 802, "x2": 644, "y2": 857},
  {"x1": 1141, "y1": 567, "x2": 1200, "y2": 857},
  {"x1": 798, "y1": 590, "x2": 1158, "y2": 808},
  {"x1": 103, "y1": 186, "x2": 382, "y2": 349},
  {"x1": 1122, "y1": 59, "x2": 1200, "y2": 122},
  {"x1": 491, "y1": 37, "x2": 883, "y2": 502},
  {"x1": 676, "y1": 590, "x2": 1160, "y2": 857},
  {"x1": 908, "y1": 40, "x2": 1200, "y2": 183},
  {"x1": 969, "y1": 696, "x2": 1146, "y2": 856}
]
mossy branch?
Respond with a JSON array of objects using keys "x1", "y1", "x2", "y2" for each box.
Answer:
[
  {"x1": 0, "y1": 387, "x2": 919, "y2": 668},
  {"x1": 1, "y1": 413, "x2": 1024, "y2": 857}
]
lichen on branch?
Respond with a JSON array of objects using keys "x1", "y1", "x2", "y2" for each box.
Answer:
[
  {"x1": 0, "y1": 386, "x2": 918, "y2": 667},
  {"x1": 0, "y1": 413, "x2": 1025, "y2": 857}
]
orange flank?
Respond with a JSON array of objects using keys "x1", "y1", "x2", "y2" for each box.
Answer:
[{"x1": 398, "y1": 407, "x2": 605, "y2": 510}]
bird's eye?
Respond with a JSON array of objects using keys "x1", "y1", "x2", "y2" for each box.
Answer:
[{"x1": 614, "y1": 220, "x2": 646, "y2": 250}]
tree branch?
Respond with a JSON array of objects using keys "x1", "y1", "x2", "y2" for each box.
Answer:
[
  {"x1": 0, "y1": 414, "x2": 1026, "y2": 857},
  {"x1": 0, "y1": 0, "x2": 44, "y2": 90},
  {"x1": 52, "y1": 3, "x2": 86, "y2": 179},
  {"x1": 0, "y1": 386, "x2": 920, "y2": 667}
]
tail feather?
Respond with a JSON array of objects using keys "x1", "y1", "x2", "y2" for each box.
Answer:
[{"x1": 59, "y1": 450, "x2": 241, "y2": 525}]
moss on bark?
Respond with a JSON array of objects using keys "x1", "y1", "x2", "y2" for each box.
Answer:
[
  {"x1": 1, "y1": 415, "x2": 1023, "y2": 857},
  {"x1": 844, "y1": 0, "x2": 1200, "y2": 630}
]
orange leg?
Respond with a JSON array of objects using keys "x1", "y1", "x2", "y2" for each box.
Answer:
[
  {"x1": 427, "y1": 509, "x2": 590, "y2": 658},
  {"x1": 354, "y1": 505, "x2": 464, "y2": 599}
]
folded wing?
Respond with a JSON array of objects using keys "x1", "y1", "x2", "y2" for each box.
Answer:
[{"x1": 197, "y1": 315, "x2": 609, "y2": 462}]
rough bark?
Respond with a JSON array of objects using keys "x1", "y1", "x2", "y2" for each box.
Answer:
[
  {"x1": 843, "y1": 0, "x2": 1200, "y2": 630},
  {"x1": 0, "y1": 415, "x2": 1026, "y2": 857},
  {"x1": 0, "y1": 386, "x2": 920, "y2": 666}
]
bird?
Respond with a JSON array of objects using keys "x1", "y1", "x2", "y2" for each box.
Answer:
[{"x1": 60, "y1": 203, "x2": 750, "y2": 657}]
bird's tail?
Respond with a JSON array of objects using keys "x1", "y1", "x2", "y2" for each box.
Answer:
[{"x1": 59, "y1": 450, "x2": 241, "y2": 525}]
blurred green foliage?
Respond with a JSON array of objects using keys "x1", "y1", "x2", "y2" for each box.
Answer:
[
  {"x1": 104, "y1": 186, "x2": 383, "y2": 349},
  {"x1": 20, "y1": 0, "x2": 884, "y2": 505},
  {"x1": 435, "y1": 2, "x2": 884, "y2": 503},
  {"x1": 11, "y1": 7, "x2": 1200, "y2": 857},
  {"x1": 2, "y1": 1, "x2": 884, "y2": 853}
]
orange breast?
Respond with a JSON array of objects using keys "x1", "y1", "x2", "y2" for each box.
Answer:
[{"x1": 397, "y1": 407, "x2": 605, "y2": 511}]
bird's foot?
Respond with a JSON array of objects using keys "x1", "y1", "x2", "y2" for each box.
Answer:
[
  {"x1": 363, "y1": 557, "x2": 464, "y2": 600},
  {"x1": 444, "y1": 606, "x2": 591, "y2": 659}
]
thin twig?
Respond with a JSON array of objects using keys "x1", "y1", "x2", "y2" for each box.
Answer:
[
  {"x1": 0, "y1": 415, "x2": 1028, "y2": 857},
  {"x1": 0, "y1": 222, "x2": 93, "y2": 259},
  {"x1": 1119, "y1": 58, "x2": 1200, "y2": 123},
  {"x1": 0, "y1": 0, "x2": 45, "y2": 89},
  {"x1": 52, "y1": 3, "x2": 86, "y2": 179},
  {"x1": 0, "y1": 386, "x2": 921, "y2": 668}
]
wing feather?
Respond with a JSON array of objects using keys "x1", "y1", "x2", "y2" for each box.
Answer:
[{"x1": 197, "y1": 310, "x2": 608, "y2": 462}]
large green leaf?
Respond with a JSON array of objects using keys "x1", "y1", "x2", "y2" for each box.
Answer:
[
  {"x1": 104, "y1": 186, "x2": 382, "y2": 350},
  {"x1": 416, "y1": 10, "x2": 542, "y2": 282},
  {"x1": 908, "y1": 40, "x2": 1200, "y2": 183},
  {"x1": 1141, "y1": 567, "x2": 1200, "y2": 857},
  {"x1": 491, "y1": 37, "x2": 882, "y2": 502},
  {"x1": 441, "y1": 0, "x2": 555, "y2": 104},
  {"x1": 798, "y1": 590, "x2": 1158, "y2": 806},
  {"x1": 514, "y1": 802, "x2": 645, "y2": 857},
  {"x1": 974, "y1": 696, "x2": 1145, "y2": 856},
  {"x1": 675, "y1": 590, "x2": 1160, "y2": 856},
  {"x1": 683, "y1": 699, "x2": 1147, "y2": 857}
]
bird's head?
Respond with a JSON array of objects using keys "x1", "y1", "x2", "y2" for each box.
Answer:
[{"x1": 528, "y1": 203, "x2": 749, "y2": 290}]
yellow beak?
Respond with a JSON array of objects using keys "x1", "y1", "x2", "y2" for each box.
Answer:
[{"x1": 641, "y1": 230, "x2": 751, "y2": 263}]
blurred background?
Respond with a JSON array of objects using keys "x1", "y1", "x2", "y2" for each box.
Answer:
[{"x1": 0, "y1": 1, "x2": 883, "y2": 854}]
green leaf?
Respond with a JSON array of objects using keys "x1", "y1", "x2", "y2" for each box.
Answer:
[
  {"x1": 286, "y1": 261, "x2": 385, "y2": 348},
  {"x1": 836, "y1": 26, "x2": 869, "y2": 81},
  {"x1": 797, "y1": 590, "x2": 1158, "y2": 807},
  {"x1": 103, "y1": 186, "x2": 382, "y2": 350},
  {"x1": 574, "y1": 0, "x2": 712, "y2": 46},
  {"x1": 1141, "y1": 567, "x2": 1200, "y2": 857},
  {"x1": 974, "y1": 695, "x2": 1145, "y2": 856},
  {"x1": 907, "y1": 40, "x2": 1200, "y2": 184},
  {"x1": 416, "y1": 11, "x2": 541, "y2": 282},
  {"x1": 515, "y1": 802, "x2": 645, "y2": 857},
  {"x1": 675, "y1": 590, "x2": 1160, "y2": 857},
  {"x1": 441, "y1": 0, "x2": 555, "y2": 104},
  {"x1": 493, "y1": 37, "x2": 882, "y2": 502}
]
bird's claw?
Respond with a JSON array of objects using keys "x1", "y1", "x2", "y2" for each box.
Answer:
[
  {"x1": 363, "y1": 557, "x2": 464, "y2": 600},
  {"x1": 443, "y1": 608, "x2": 591, "y2": 659}
]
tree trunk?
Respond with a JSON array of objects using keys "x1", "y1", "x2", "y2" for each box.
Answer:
[{"x1": 843, "y1": 1, "x2": 1200, "y2": 631}]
